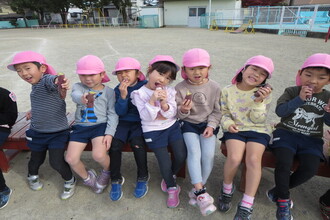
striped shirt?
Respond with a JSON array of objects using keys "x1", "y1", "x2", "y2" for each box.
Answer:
[{"x1": 30, "y1": 74, "x2": 69, "y2": 133}]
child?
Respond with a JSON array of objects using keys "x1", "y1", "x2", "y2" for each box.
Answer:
[
  {"x1": 218, "y1": 55, "x2": 274, "y2": 219},
  {"x1": 175, "y1": 48, "x2": 221, "y2": 216},
  {"x1": 109, "y1": 57, "x2": 149, "y2": 201},
  {"x1": 7, "y1": 51, "x2": 76, "y2": 200},
  {"x1": 0, "y1": 87, "x2": 18, "y2": 209},
  {"x1": 267, "y1": 53, "x2": 330, "y2": 220},
  {"x1": 131, "y1": 55, "x2": 187, "y2": 208},
  {"x1": 65, "y1": 55, "x2": 118, "y2": 194}
]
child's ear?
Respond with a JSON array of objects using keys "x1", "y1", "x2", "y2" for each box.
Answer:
[
  {"x1": 40, "y1": 64, "x2": 47, "y2": 73},
  {"x1": 100, "y1": 71, "x2": 105, "y2": 78}
]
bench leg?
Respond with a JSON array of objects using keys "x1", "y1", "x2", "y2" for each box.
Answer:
[
  {"x1": 239, "y1": 163, "x2": 247, "y2": 192},
  {"x1": 0, "y1": 149, "x2": 10, "y2": 173}
]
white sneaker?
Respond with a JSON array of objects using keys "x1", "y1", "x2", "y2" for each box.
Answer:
[
  {"x1": 27, "y1": 175, "x2": 43, "y2": 191},
  {"x1": 61, "y1": 177, "x2": 76, "y2": 200}
]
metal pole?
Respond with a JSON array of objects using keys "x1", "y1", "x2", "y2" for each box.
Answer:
[{"x1": 208, "y1": 0, "x2": 212, "y2": 29}]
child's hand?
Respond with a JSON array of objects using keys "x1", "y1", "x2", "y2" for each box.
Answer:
[
  {"x1": 119, "y1": 78, "x2": 129, "y2": 99},
  {"x1": 228, "y1": 124, "x2": 239, "y2": 133},
  {"x1": 203, "y1": 126, "x2": 214, "y2": 138},
  {"x1": 149, "y1": 88, "x2": 167, "y2": 105},
  {"x1": 324, "y1": 99, "x2": 330, "y2": 112},
  {"x1": 254, "y1": 86, "x2": 272, "y2": 103},
  {"x1": 103, "y1": 135, "x2": 113, "y2": 150},
  {"x1": 81, "y1": 93, "x2": 89, "y2": 104},
  {"x1": 300, "y1": 85, "x2": 313, "y2": 101},
  {"x1": 180, "y1": 99, "x2": 193, "y2": 114},
  {"x1": 26, "y1": 111, "x2": 32, "y2": 120},
  {"x1": 60, "y1": 78, "x2": 70, "y2": 90}
]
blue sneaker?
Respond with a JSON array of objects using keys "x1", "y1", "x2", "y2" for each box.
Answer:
[
  {"x1": 134, "y1": 176, "x2": 149, "y2": 199},
  {"x1": 276, "y1": 199, "x2": 293, "y2": 220},
  {"x1": 218, "y1": 184, "x2": 235, "y2": 213},
  {"x1": 0, "y1": 187, "x2": 12, "y2": 209},
  {"x1": 110, "y1": 177, "x2": 125, "y2": 201},
  {"x1": 267, "y1": 188, "x2": 293, "y2": 208}
]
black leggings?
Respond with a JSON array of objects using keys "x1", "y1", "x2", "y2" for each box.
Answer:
[
  {"x1": 110, "y1": 137, "x2": 148, "y2": 182},
  {"x1": 152, "y1": 139, "x2": 187, "y2": 189},
  {"x1": 28, "y1": 148, "x2": 73, "y2": 181},
  {"x1": 274, "y1": 147, "x2": 320, "y2": 199},
  {"x1": 0, "y1": 169, "x2": 7, "y2": 191}
]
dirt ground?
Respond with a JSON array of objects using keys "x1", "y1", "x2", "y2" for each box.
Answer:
[{"x1": 0, "y1": 27, "x2": 329, "y2": 220}]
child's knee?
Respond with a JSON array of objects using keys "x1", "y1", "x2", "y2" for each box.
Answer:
[
  {"x1": 92, "y1": 151, "x2": 109, "y2": 162},
  {"x1": 65, "y1": 153, "x2": 79, "y2": 165}
]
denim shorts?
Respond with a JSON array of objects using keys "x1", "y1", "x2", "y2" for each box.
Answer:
[
  {"x1": 221, "y1": 131, "x2": 270, "y2": 147},
  {"x1": 69, "y1": 123, "x2": 106, "y2": 143},
  {"x1": 26, "y1": 129, "x2": 70, "y2": 152},
  {"x1": 271, "y1": 128, "x2": 323, "y2": 158},
  {"x1": 114, "y1": 121, "x2": 143, "y2": 143},
  {"x1": 179, "y1": 120, "x2": 219, "y2": 135},
  {"x1": 143, "y1": 121, "x2": 183, "y2": 149}
]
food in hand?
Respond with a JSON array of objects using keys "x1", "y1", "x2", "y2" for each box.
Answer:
[
  {"x1": 185, "y1": 90, "x2": 192, "y2": 100},
  {"x1": 86, "y1": 91, "x2": 96, "y2": 108},
  {"x1": 254, "y1": 83, "x2": 273, "y2": 97},
  {"x1": 306, "y1": 85, "x2": 314, "y2": 99},
  {"x1": 57, "y1": 72, "x2": 66, "y2": 99}
]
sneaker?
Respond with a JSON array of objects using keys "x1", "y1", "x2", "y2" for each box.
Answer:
[
  {"x1": 95, "y1": 170, "x2": 111, "y2": 194},
  {"x1": 218, "y1": 184, "x2": 235, "y2": 212},
  {"x1": 83, "y1": 169, "x2": 98, "y2": 192},
  {"x1": 267, "y1": 187, "x2": 294, "y2": 208},
  {"x1": 61, "y1": 177, "x2": 76, "y2": 200},
  {"x1": 188, "y1": 188, "x2": 197, "y2": 207},
  {"x1": 276, "y1": 199, "x2": 293, "y2": 220},
  {"x1": 27, "y1": 175, "x2": 43, "y2": 191},
  {"x1": 134, "y1": 175, "x2": 150, "y2": 198},
  {"x1": 196, "y1": 192, "x2": 217, "y2": 216},
  {"x1": 320, "y1": 199, "x2": 330, "y2": 220},
  {"x1": 161, "y1": 175, "x2": 176, "y2": 192},
  {"x1": 167, "y1": 185, "x2": 181, "y2": 208},
  {"x1": 110, "y1": 177, "x2": 125, "y2": 201},
  {"x1": 0, "y1": 187, "x2": 12, "y2": 209},
  {"x1": 234, "y1": 204, "x2": 253, "y2": 220}
]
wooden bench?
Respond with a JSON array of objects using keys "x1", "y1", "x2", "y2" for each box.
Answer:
[
  {"x1": 220, "y1": 142, "x2": 330, "y2": 192},
  {"x1": 0, "y1": 112, "x2": 186, "y2": 178}
]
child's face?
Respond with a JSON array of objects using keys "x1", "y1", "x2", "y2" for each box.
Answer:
[
  {"x1": 298, "y1": 68, "x2": 330, "y2": 93},
  {"x1": 146, "y1": 70, "x2": 172, "y2": 90},
  {"x1": 116, "y1": 69, "x2": 139, "y2": 86},
  {"x1": 184, "y1": 66, "x2": 210, "y2": 84},
  {"x1": 15, "y1": 62, "x2": 46, "y2": 85},
  {"x1": 241, "y1": 65, "x2": 268, "y2": 88},
  {"x1": 79, "y1": 72, "x2": 105, "y2": 90}
]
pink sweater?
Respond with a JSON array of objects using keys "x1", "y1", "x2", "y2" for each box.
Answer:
[{"x1": 131, "y1": 85, "x2": 177, "y2": 133}]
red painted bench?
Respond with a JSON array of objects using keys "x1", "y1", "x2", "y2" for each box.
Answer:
[
  {"x1": 220, "y1": 142, "x2": 330, "y2": 192},
  {"x1": 0, "y1": 112, "x2": 186, "y2": 178}
]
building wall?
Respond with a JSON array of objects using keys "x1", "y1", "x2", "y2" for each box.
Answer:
[{"x1": 164, "y1": 0, "x2": 237, "y2": 26}]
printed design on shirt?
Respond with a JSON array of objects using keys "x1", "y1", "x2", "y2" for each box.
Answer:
[
  {"x1": 9, "y1": 92, "x2": 17, "y2": 102},
  {"x1": 193, "y1": 92, "x2": 207, "y2": 105},
  {"x1": 80, "y1": 92, "x2": 102, "y2": 123},
  {"x1": 292, "y1": 108, "x2": 323, "y2": 127}
]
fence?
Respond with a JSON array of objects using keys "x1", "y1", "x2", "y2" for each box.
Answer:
[{"x1": 205, "y1": 5, "x2": 330, "y2": 33}]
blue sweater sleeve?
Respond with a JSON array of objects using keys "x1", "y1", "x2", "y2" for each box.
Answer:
[
  {"x1": 324, "y1": 112, "x2": 330, "y2": 126},
  {"x1": 275, "y1": 96, "x2": 305, "y2": 117}
]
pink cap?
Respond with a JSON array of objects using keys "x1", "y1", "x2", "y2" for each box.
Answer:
[
  {"x1": 112, "y1": 57, "x2": 146, "y2": 81},
  {"x1": 296, "y1": 53, "x2": 330, "y2": 86},
  {"x1": 181, "y1": 48, "x2": 211, "y2": 80},
  {"x1": 76, "y1": 55, "x2": 110, "y2": 83},
  {"x1": 7, "y1": 51, "x2": 56, "y2": 75},
  {"x1": 149, "y1": 55, "x2": 180, "y2": 71},
  {"x1": 231, "y1": 55, "x2": 274, "y2": 84}
]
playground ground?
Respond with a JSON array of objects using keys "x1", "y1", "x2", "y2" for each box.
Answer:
[{"x1": 0, "y1": 27, "x2": 329, "y2": 220}]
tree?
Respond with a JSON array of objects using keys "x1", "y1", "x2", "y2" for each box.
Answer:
[
  {"x1": 111, "y1": 0, "x2": 131, "y2": 23},
  {"x1": 72, "y1": 0, "x2": 111, "y2": 24},
  {"x1": 242, "y1": 0, "x2": 285, "y2": 8}
]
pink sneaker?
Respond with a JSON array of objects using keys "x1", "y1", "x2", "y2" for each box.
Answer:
[
  {"x1": 196, "y1": 193, "x2": 217, "y2": 216},
  {"x1": 188, "y1": 188, "x2": 197, "y2": 206},
  {"x1": 161, "y1": 179, "x2": 167, "y2": 192},
  {"x1": 167, "y1": 186, "x2": 181, "y2": 208}
]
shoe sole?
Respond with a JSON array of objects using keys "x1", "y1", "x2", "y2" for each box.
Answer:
[{"x1": 0, "y1": 189, "x2": 12, "y2": 209}]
